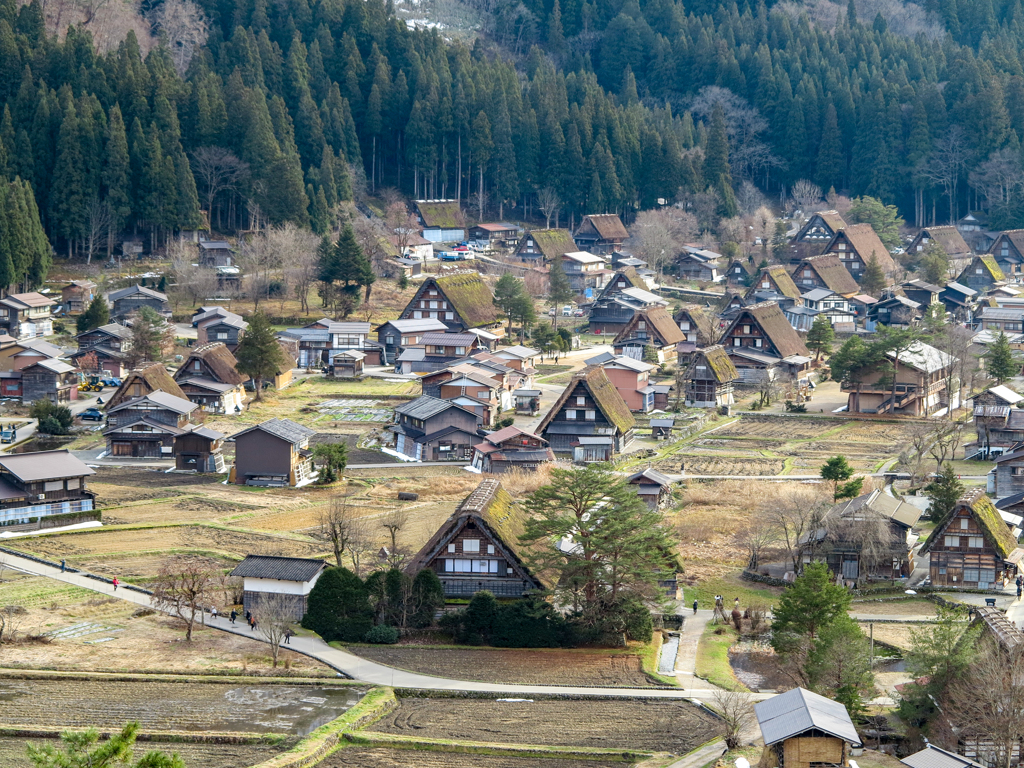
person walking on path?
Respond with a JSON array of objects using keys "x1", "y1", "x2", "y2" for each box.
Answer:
[
  {"x1": 60, "y1": 559, "x2": 66, "y2": 573},
  {"x1": 211, "y1": 606, "x2": 218, "y2": 620},
  {"x1": 692, "y1": 599, "x2": 698, "y2": 615},
  {"x1": 245, "y1": 610, "x2": 251, "y2": 624},
  {"x1": 284, "y1": 628, "x2": 293, "y2": 645},
  {"x1": 230, "y1": 610, "x2": 237, "y2": 625},
  {"x1": 112, "y1": 577, "x2": 119, "y2": 592}
]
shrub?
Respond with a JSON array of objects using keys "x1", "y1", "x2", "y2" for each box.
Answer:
[
  {"x1": 411, "y1": 569, "x2": 445, "y2": 628},
  {"x1": 301, "y1": 566, "x2": 374, "y2": 642},
  {"x1": 364, "y1": 624, "x2": 400, "y2": 644},
  {"x1": 491, "y1": 596, "x2": 568, "y2": 648},
  {"x1": 38, "y1": 416, "x2": 67, "y2": 435}
]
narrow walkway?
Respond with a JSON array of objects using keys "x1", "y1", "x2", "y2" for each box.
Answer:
[
  {"x1": 673, "y1": 609, "x2": 713, "y2": 693},
  {"x1": 2, "y1": 549, "x2": 764, "y2": 702}
]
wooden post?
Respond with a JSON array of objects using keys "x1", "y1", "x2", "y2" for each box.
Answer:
[{"x1": 869, "y1": 622, "x2": 874, "y2": 668}]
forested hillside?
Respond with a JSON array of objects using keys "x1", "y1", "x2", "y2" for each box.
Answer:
[{"x1": 4, "y1": 0, "x2": 1024, "y2": 278}]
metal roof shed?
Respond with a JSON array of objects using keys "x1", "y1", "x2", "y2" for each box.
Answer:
[{"x1": 754, "y1": 687, "x2": 862, "y2": 747}]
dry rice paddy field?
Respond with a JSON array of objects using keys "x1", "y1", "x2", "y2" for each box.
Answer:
[
  {"x1": 323, "y1": 749, "x2": 628, "y2": 768},
  {"x1": 0, "y1": 738, "x2": 283, "y2": 768},
  {"x1": 652, "y1": 415, "x2": 926, "y2": 476},
  {"x1": 0, "y1": 572, "x2": 333, "y2": 676},
  {"x1": 0, "y1": 678, "x2": 362, "y2": 734},
  {"x1": 348, "y1": 647, "x2": 659, "y2": 687},
  {"x1": 370, "y1": 697, "x2": 723, "y2": 753}
]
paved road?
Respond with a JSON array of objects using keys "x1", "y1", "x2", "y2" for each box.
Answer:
[{"x1": 2, "y1": 548, "x2": 763, "y2": 702}]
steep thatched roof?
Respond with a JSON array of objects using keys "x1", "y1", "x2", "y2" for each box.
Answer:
[
  {"x1": 694, "y1": 345, "x2": 738, "y2": 383},
  {"x1": 521, "y1": 229, "x2": 577, "y2": 260},
  {"x1": 922, "y1": 488, "x2": 1021, "y2": 560},
  {"x1": 614, "y1": 306, "x2": 685, "y2": 346},
  {"x1": 106, "y1": 363, "x2": 187, "y2": 409},
  {"x1": 730, "y1": 302, "x2": 810, "y2": 359},
  {"x1": 175, "y1": 342, "x2": 248, "y2": 386},
  {"x1": 750, "y1": 266, "x2": 802, "y2": 300},
  {"x1": 674, "y1": 304, "x2": 715, "y2": 345},
  {"x1": 916, "y1": 226, "x2": 972, "y2": 258},
  {"x1": 578, "y1": 214, "x2": 628, "y2": 241},
  {"x1": 433, "y1": 273, "x2": 500, "y2": 328},
  {"x1": 837, "y1": 224, "x2": 896, "y2": 275},
  {"x1": 974, "y1": 255, "x2": 1006, "y2": 282},
  {"x1": 537, "y1": 366, "x2": 636, "y2": 436},
  {"x1": 404, "y1": 479, "x2": 552, "y2": 589},
  {"x1": 415, "y1": 200, "x2": 464, "y2": 229},
  {"x1": 800, "y1": 254, "x2": 861, "y2": 296}
]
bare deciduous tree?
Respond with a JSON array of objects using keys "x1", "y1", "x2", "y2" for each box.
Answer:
[
  {"x1": 791, "y1": 179, "x2": 823, "y2": 211},
  {"x1": 710, "y1": 688, "x2": 756, "y2": 749},
  {"x1": 151, "y1": 0, "x2": 208, "y2": 74},
  {"x1": 939, "y1": 639, "x2": 1024, "y2": 768},
  {"x1": 824, "y1": 502, "x2": 901, "y2": 578},
  {"x1": 190, "y1": 148, "x2": 249, "y2": 230},
  {"x1": 381, "y1": 509, "x2": 409, "y2": 569},
  {"x1": 922, "y1": 127, "x2": 974, "y2": 224},
  {"x1": 236, "y1": 230, "x2": 279, "y2": 310},
  {"x1": 151, "y1": 556, "x2": 216, "y2": 641},
  {"x1": 928, "y1": 420, "x2": 966, "y2": 472},
  {"x1": 318, "y1": 494, "x2": 369, "y2": 568},
  {"x1": 735, "y1": 510, "x2": 781, "y2": 571},
  {"x1": 168, "y1": 239, "x2": 216, "y2": 308},
  {"x1": 384, "y1": 201, "x2": 421, "y2": 258},
  {"x1": 760, "y1": 485, "x2": 833, "y2": 574},
  {"x1": 255, "y1": 594, "x2": 295, "y2": 667},
  {"x1": 85, "y1": 199, "x2": 112, "y2": 265},
  {"x1": 537, "y1": 187, "x2": 562, "y2": 229}
]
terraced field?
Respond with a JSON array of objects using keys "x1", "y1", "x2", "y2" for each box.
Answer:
[
  {"x1": 0, "y1": 678, "x2": 363, "y2": 735},
  {"x1": 324, "y1": 749, "x2": 626, "y2": 768},
  {"x1": 0, "y1": 738, "x2": 284, "y2": 768},
  {"x1": 349, "y1": 647, "x2": 659, "y2": 687},
  {"x1": 372, "y1": 697, "x2": 722, "y2": 752},
  {"x1": 656, "y1": 415, "x2": 935, "y2": 475}
]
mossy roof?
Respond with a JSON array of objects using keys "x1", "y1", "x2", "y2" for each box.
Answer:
[
  {"x1": 698, "y1": 345, "x2": 739, "y2": 383},
  {"x1": 978, "y1": 255, "x2": 1006, "y2": 282},
  {"x1": 524, "y1": 229, "x2": 577, "y2": 260},
  {"x1": 404, "y1": 479, "x2": 552, "y2": 589},
  {"x1": 416, "y1": 201, "x2": 464, "y2": 229},
  {"x1": 537, "y1": 366, "x2": 636, "y2": 436},
  {"x1": 922, "y1": 488, "x2": 1021, "y2": 560},
  {"x1": 434, "y1": 273, "x2": 500, "y2": 328}
]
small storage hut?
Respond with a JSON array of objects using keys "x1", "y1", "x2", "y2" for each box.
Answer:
[{"x1": 754, "y1": 687, "x2": 862, "y2": 768}]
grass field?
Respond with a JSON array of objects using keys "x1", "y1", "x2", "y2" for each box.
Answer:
[
  {"x1": 0, "y1": 738, "x2": 285, "y2": 768},
  {"x1": 694, "y1": 623, "x2": 747, "y2": 692}
]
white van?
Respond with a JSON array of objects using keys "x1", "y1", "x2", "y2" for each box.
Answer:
[{"x1": 562, "y1": 305, "x2": 572, "y2": 316}]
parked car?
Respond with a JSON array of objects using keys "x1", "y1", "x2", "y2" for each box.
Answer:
[
  {"x1": 79, "y1": 408, "x2": 104, "y2": 421},
  {"x1": 561, "y1": 305, "x2": 572, "y2": 316},
  {"x1": 0, "y1": 426, "x2": 16, "y2": 443}
]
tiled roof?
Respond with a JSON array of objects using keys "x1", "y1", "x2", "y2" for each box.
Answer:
[
  {"x1": 230, "y1": 554, "x2": 326, "y2": 582},
  {"x1": 108, "y1": 285, "x2": 168, "y2": 302},
  {"x1": 230, "y1": 418, "x2": 316, "y2": 445}
]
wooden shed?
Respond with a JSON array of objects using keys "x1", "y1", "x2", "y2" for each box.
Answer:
[
  {"x1": 173, "y1": 425, "x2": 226, "y2": 473},
  {"x1": 755, "y1": 687, "x2": 862, "y2": 768}
]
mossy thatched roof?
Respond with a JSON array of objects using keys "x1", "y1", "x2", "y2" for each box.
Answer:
[
  {"x1": 434, "y1": 273, "x2": 500, "y2": 328},
  {"x1": 106, "y1": 363, "x2": 187, "y2": 410},
  {"x1": 404, "y1": 479, "x2": 552, "y2": 589},
  {"x1": 537, "y1": 366, "x2": 636, "y2": 437},
  {"x1": 696, "y1": 345, "x2": 738, "y2": 383},
  {"x1": 524, "y1": 229, "x2": 577, "y2": 260},
  {"x1": 922, "y1": 488, "x2": 1021, "y2": 560},
  {"x1": 416, "y1": 200, "x2": 464, "y2": 229},
  {"x1": 978, "y1": 255, "x2": 1006, "y2": 282}
]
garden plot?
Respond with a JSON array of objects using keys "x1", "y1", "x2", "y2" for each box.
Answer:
[
  {"x1": 46, "y1": 621, "x2": 124, "y2": 643},
  {"x1": 349, "y1": 647, "x2": 659, "y2": 687},
  {"x1": 0, "y1": 739, "x2": 285, "y2": 768},
  {"x1": 0, "y1": 679, "x2": 363, "y2": 735},
  {"x1": 323, "y1": 750, "x2": 626, "y2": 768},
  {"x1": 372, "y1": 697, "x2": 722, "y2": 753},
  {"x1": 316, "y1": 399, "x2": 393, "y2": 422}
]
